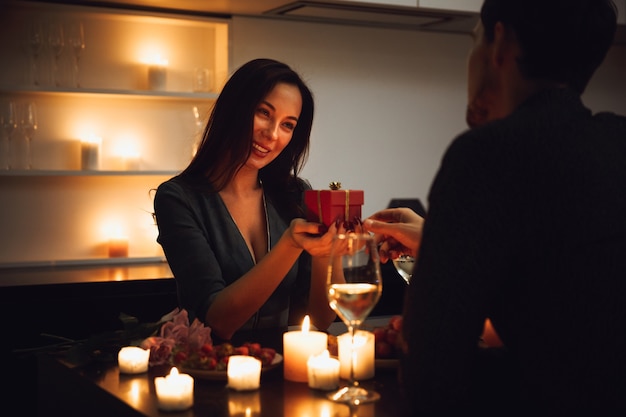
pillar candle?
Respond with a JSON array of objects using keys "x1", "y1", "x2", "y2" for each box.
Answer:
[
  {"x1": 227, "y1": 355, "x2": 262, "y2": 391},
  {"x1": 118, "y1": 346, "x2": 150, "y2": 374},
  {"x1": 283, "y1": 315, "x2": 328, "y2": 382},
  {"x1": 154, "y1": 367, "x2": 194, "y2": 411},
  {"x1": 148, "y1": 58, "x2": 168, "y2": 91},
  {"x1": 109, "y1": 237, "x2": 129, "y2": 258},
  {"x1": 307, "y1": 349, "x2": 340, "y2": 390},
  {"x1": 80, "y1": 137, "x2": 101, "y2": 170},
  {"x1": 337, "y1": 330, "x2": 375, "y2": 380}
]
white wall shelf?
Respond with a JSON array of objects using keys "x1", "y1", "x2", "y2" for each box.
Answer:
[
  {"x1": 0, "y1": 87, "x2": 220, "y2": 101},
  {"x1": 0, "y1": 1, "x2": 229, "y2": 267}
]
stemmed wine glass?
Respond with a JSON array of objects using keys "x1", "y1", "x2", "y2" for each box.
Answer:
[
  {"x1": 67, "y1": 21, "x2": 85, "y2": 88},
  {"x1": 17, "y1": 102, "x2": 38, "y2": 170},
  {"x1": 48, "y1": 22, "x2": 64, "y2": 87},
  {"x1": 393, "y1": 254, "x2": 415, "y2": 284},
  {"x1": 27, "y1": 21, "x2": 44, "y2": 86},
  {"x1": 0, "y1": 101, "x2": 17, "y2": 170},
  {"x1": 327, "y1": 232, "x2": 382, "y2": 405}
]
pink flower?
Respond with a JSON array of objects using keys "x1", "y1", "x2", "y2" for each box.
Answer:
[
  {"x1": 141, "y1": 336, "x2": 176, "y2": 366},
  {"x1": 187, "y1": 318, "x2": 212, "y2": 351},
  {"x1": 141, "y1": 308, "x2": 212, "y2": 366}
]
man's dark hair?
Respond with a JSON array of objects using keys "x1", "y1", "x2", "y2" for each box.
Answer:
[{"x1": 480, "y1": 0, "x2": 618, "y2": 94}]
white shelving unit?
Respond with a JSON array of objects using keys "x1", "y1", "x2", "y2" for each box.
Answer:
[{"x1": 0, "y1": 1, "x2": 230, "y2": 267}]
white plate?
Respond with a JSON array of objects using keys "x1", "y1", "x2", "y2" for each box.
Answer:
[{"x1": 181, "y1": 353, "x2": 282, "y2": 381}]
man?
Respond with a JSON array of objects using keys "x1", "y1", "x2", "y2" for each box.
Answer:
[{"x1": 364, "y1": 0, "x2": 626, "y2": 414}]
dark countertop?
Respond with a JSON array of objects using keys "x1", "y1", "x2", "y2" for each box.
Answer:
[
  {"x1": 0, "y1": 259, "x2": 173, "y2": 287},
  {"x1": 37, "y1": 317, "x2": 409, "y2": 417}
]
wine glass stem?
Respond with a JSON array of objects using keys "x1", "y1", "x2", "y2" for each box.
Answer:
[{"x1": 348, "y1": 325, "x2": 358, "y2": 387}]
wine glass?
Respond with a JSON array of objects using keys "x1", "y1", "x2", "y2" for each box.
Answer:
[
  {"x1": 48, "y1": 22, "x2": 64, "y2": 87},
  {"x1": 17, "y1": 102, "x2": 38, "y2": 169},
  {"x1": 392, "y1": 254, "x2": 415, "y2": 284},
  {"x1": 67, "y1": 21, "x2": 85, "y2": 88},
  {"x1": 327, "y1": 232, "x2": 382, "y2": 405},
  {"x1": 27, "y1": 21, "x2": 44, "y2": 86},
  {"x1": 0, "y1": 101, "x2": 17, "y2": 170}
]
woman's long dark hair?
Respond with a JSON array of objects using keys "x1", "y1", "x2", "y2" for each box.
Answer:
[{"x1": 181, "y1": 58, "x2": 314, "y2": 218}]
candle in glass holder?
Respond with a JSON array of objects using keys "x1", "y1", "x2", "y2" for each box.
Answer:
[
  {"x1": 154, "y1": 367, "x2": 194, "y2": 411},
  {"x1": 118, "y1": 346, "x2": 150, "y2": 374},
  {"x1": 283, "y1": 315, "x2": 328, "y2": 382},
  {"x1": 109, "y1": 237, "x2": 129, "y2": 257},
  {"x1": 80, "y1": 135, "x2": 101, "y2": 170},
  {"x1": 338, "y1": 330, "x2": 375, "y2": 380},
  {"x1": 148, "y1": 57, "x2": 168, "y2": 91},
  {"x1": 227, "y1": 355, "x2": 262, "y2": 391},
  {"x1": 307, "y1": 349, "x2": 340, "y2": 390}
]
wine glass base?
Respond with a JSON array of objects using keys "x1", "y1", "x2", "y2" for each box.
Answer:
[{"x1": 326, "y1": 386, "x2": 380, "y2": 405}]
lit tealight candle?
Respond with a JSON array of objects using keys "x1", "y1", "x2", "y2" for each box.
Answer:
[
  {"x1": 307, "y1": 349, "x2": 340, "y2": 390},
  {"x1": 338, "y1": 330, "x2": 375, "y2": 380},
  {"x1": 118, "y1": 346, "x2": 150, "y2": 374},
  {"x1": 154, "y1": 367, "x2": 194, "y2": 411},
  {"x1": 227, "y1": 355, "x2": 262, "y2": 391},
  {"x1": 283, "y1": 315, "x2": 328, "y2": 382},
  {"x1": 80, "y1": 135, "x2": 101, "y2": 170},
  {"x1": 148, "y1": 56, "x2": 168, "y2": 91},
  {"x1": 109, "y1": 236, "x2": 129, "y2": 258}
]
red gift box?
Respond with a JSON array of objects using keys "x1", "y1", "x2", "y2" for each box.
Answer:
[{"x1": 305, "y1": 183, "x2": 364, "y2": 228}]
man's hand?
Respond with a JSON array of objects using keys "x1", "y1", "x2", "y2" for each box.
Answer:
[{"x1": 363, "y1": 208, "x2": 424, "y2": 263}]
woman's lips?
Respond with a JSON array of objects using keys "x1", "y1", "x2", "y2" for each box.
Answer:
[{"x1": 252, "y1": 142, "x2": 270, "y2": 154}]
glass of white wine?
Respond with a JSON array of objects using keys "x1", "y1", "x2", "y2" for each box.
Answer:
[
  {"x1": 327, "y1": 232, "x2": 382, "y2": 404},
  {"x1": 392, "y1": 254, "x2": 415, "y2": 284}
]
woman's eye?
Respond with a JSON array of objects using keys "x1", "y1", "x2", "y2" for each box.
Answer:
[
  {"x1": 282, "y1": 122, "x2": 295, "y2": 131},
  {"x1": 257, "y1": 108, "x2": 270, "y2": 117}
]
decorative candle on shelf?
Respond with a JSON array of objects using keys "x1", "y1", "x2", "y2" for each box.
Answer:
[
  {"x1": 118, "y1": 346, "x2": 150, "y2": 374},
  {"x1": 283, "y1": 315, "x2": 328, "y2": 382},
  {"x1": 337, "y1": 330, "x2": 375, "y2": 380},
  {"x1": 80, "y1": 135, "x2": 101, "y2": 170},
  {"x1": 307, "y1": 349, "x2": 340, "y2": 390},
  {"x1": 227, "y1": 355, "x2": 262, "y2": 391},
  {"x1": 109, "y1": 237, "x2": 128, "y2": 258},
  {"x1": 154, "y1": 367, "x2": 194, "y2": 411},
  {"x1": 148, "y1": 56, "x2": 168, "y2": 91}
]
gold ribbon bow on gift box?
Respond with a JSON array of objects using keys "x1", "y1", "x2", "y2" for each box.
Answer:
[{"x1": 315, "y1": 181, "x2": 351, "y2": 224}]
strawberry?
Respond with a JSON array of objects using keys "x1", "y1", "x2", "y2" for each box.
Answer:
[
  {"x1": 258, "y1": 348, "x2": 276, "y2": 366},
  {"x1": 234, "y1": 346, "x2": 249, "y2": 356},
  {"x1": 173, "y1": 351, "x2": 188, "y2": 365},
  {"x1": 248, "y1": 342, "x2": 262, "y2": 356},
  {"x1": 200, "y1": 343, "x2": 214, "y2": 355}
]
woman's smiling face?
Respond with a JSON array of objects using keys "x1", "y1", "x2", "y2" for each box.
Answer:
[{"x1": 245, "y1": 82, "x2": 302, "y2": 171}]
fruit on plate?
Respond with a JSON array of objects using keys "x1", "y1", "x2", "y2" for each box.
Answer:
[
  {"x1": 171, "y1": 342, "x2": 277, "y2": 371},
  {"x1": 372, "y1": 315, "x2": 404, "y2": 359}
]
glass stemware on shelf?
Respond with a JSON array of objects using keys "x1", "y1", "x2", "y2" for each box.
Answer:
[
  {"x1": 0, "y1": 101, "x2": 18, "y2": 170},
  {"x1": 15, "y1": 102, "x2": 38, "y2": 170},
  {"x1": 392, "y1": 254, "x2": 415, "y2": 284},
  {"x1": 327, "y1": 232, "x2": 382, "y2": 405},
  {"x1": 67, "y1": 20, "x2": 85, "y2": 88},
  {"x1": 27, "y1": 20, "x2": 44, "y2": 86},
  {"x1": 48, "y1": 22, "x2": 64, "y2": 87}
]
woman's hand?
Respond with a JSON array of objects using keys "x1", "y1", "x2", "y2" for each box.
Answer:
[
  {"x1": 363, "y1": 208, "x2": 424, "y2": 263},
  {"x1": 286, "y1": 218, "x2": 338, "y2": 257}
]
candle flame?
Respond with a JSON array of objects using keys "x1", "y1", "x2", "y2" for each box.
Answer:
[
  {"x1": 170, "y1": 367, "x2": 179, "y2": 376},
  {"x1": 302, "y1": 315, "x2": 310, "y2": 333}
]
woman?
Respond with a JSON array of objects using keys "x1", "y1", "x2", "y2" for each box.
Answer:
[{"x1": 154, "y1": 59, "x2": 338, "y2": 343}]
